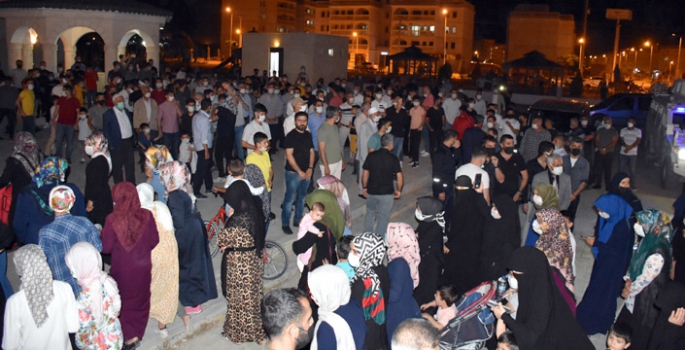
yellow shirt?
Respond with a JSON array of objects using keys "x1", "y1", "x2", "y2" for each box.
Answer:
[
  {"x1": 18, "y1": 89, "x2": 35, "y2": 116},
  {"x1": 246, "y1": 151, "x2": 272, "y2": 192},
  {"x1": 74, "y1": 85, "x2": 85, "y2": 106}
]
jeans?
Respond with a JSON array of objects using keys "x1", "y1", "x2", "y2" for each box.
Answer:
[
  {"x1": 619, "y1": 154, "x2": 637, "y2": 186},
  {"x1": 268, "y1": 123, "x2": 280, "y2": 151},
  {"x1": 22, "y1": 115, "x2": 35, "y2": 134},
  {"x1": 194, "y1": 149, "x2": 214, "y2": 194},
  {"x1": 0, "y1": 251, "x2": 13, "y2": 300},
  {"x1": 364, "y1": 194, "x2": 394, "y2": 238},
  {"x1": 163, "y1": 132, "x2": 180, "y2": 160},
  {"x1": 234, "y1": 125, "x2": 245, "y2": 161},
  {"x1": 281, "y1": 171, "x2": 311, "y2": 226},
  {"x1": 55, "y1": 123, "x2": 75, "y2": 159},
  {"x1": 392, "y1": 137, "x2": 404, "y2": 160}
]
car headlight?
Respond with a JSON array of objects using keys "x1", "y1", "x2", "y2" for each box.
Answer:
[{"x1": 678, "y1": 148, "x2": 685, "y2": 160}]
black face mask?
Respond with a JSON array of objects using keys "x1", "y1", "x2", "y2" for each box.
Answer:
[
  {"x1": 485, "y1": 148, "x2": 496, "y2": 156},
  {"x1": 96, "y1": 100, "x2": 105, "y2": 105},
  {"x1": 503, "y1": 147, "x2": 514, "y2": 155},
  {"x1": 570, "y1": 148, "x2": 581, "y2": 156}
]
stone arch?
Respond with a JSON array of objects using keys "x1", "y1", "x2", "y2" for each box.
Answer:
[
  {"x1": 54, "y1": 26, "x2": 102, "y2": 70},
  {"x1": 9, "y1": 26, "x2": 39, "y2": 68},
  {"x1": 118, "y1": 29, "x2": 155, "y2": 61}
]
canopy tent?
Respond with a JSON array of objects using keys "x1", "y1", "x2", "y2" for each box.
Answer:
[
  {"x1": 387, "y1": 46, "x2": 438, "y2": 76},
  {"x1": 503, "y1": 51, "x2": 570, "y2": 95}
]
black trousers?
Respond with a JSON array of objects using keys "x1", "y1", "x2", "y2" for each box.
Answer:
[
  {"x1": 562, "y1": 194, "x2": 581, "y2": 224},
  {"x1": 214, "y1": 133, "x2": 235, "y2": 177},
  {"x1": 593, "y1": 151, "x2": 614, "y2": 189},
  {"x1": 194, "y1": 149, "x2": 214, "y2": 194},
  {"x1": 111, "y1": 137, "x2": 136, "y2": 184},
  {"x1": 0, "y1": 108, "x2": 15, "y2": 137},
  {"x1": 409, "y1": 129, "x2": 422, "y2": 162}
]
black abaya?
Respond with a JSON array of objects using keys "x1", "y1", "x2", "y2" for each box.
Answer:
[
  {"x1": 647, "y1": 281, "x2": 685, "y2": 350},
  {"x1": 84, "y1": 156, "x2": 113, "y2": 226},
  {"x1": 414, "y1": 220, "x2": 444, "y2": 305},
  {"x1": 480, "y1": 194, "x2": 520, "y2": 282}
]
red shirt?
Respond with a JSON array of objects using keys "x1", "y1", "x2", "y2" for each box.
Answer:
[
  {"x1": 84, "y1": 70, "x2": 98, "y2": 90},
  {"x1": 151, "y1": 88, "x2": 166, "y2": 106},
  {"x1": 56, "y1": 96, "x2": 81, "y2": 125},
  {"x1": 329, "y1": 95, "x2": 343, "y2": 108},
  {"x1": 452, "y1": 111, "x2": 474, "y2": 140}
]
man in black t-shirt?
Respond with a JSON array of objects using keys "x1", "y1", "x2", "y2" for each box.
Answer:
[
  {"x1": 426, "y1": 98, "x2": 445, "y2": 156},
  {"x1": 281, "y1": 112, "x2": 315, "y2": 235},
  {"x1": 386, "y1": 93, "x2": 409, "y2": 160},
  {"x1": 362, "y1": 134, "x2": 403, "y2": 238},
  {"x1": 495, "y1": 134, "x2": 529, "y2": 202}
]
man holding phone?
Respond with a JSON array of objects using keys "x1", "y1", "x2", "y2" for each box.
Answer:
[{"x1": 455, "y1": 146, "x2": 490, "y2": 204}]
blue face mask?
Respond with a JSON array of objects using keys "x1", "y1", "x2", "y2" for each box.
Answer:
[{"x1": 116, "y1": 101, "x2": 125, "y2": 110}]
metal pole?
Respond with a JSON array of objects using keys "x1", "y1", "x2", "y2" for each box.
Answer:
[
  {"x1": 578, "y1": 43, "x2": 584, "y2": 75},
  {"x1": 229, "y1": 12, "x2": 234, "y2": 57},
  {"x1": 443, "y1": 15, "x2": 447, "y2": 64},
  {"x1": 649, "y1": 45, "x2": 653, "y2": 73},
  {"x1": 677, "y1": 36, "x2": 682, "y2": 80},
  {"x1": 611, "y1": 19, "x2": 620, "y2": 82}
]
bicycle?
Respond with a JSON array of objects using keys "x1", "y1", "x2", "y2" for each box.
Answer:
[{"x1": 205, "y1": 206, "x2": 288, "y2": 280}]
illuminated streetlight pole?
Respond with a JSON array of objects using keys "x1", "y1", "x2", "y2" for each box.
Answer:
[
  {"x1": 352, "y1": 32, "x2": 358, "y2": 65},
  {"x1": 443, "y1": 9, "x2": 448, "y2": 64},
  {"x1": 674, "y1": 33, "x2": 683, "y2": 80},
  {"x1": 578, "y1": 38, "x2": 585, "y2": 75},
  {"x1": 236, "y1": 29, "x2": 242, "y2": 48},
  {"x1": 226, "y1": 7, "x2": 234, "y2": 57},
  {"x1": 645, "y1": 40, "x2": 653, "y2": 73}
]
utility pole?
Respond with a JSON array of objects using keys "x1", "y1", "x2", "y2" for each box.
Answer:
[
  {"x1": 606, "y1": 9, "x2": 632, "y2": 82},
  {"x1": 579, "y1": 0, "x2": 589, "y2": 76}
]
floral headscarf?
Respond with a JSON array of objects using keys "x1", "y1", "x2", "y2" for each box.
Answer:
[
  {"x1": 158, "y1": 161, "x2": 193, "y2": 201},
  {"x1": 629, "y1": 209, "x2": 674, "y2": 280},
  {"x1": 49, "y1": 185, "x2": 76, "y2": 213},
  {"x1": 13, "y1": 244, "x2": 54, "y2": 328},
  {"x1": 244, "y1": 164, "x2": 270, "y2": 219},
  {"x1": 534, "y1": 208, "x2": 575, "y2": 291},
  {"x1": 12, "y1": 131, "x2": 40, "y2": 176},
  {"x1": 352, "y1": 232, "x2": 387, "y2": 325},
  {"x1": 386, "y1": 222, "x2": 421, "y2": 289},
  {"x1": 32, "y1": 157, "x2": 68, "y2": 189},
  {"x1": 317, "y1": 175, "x2": 352, "y2": 229},
  {"x1": 85, "y1": 133, "x2": 111, "y2": 172},
  {"x1": 144, "y1": 145, "x2": 173, "y2": 170}
]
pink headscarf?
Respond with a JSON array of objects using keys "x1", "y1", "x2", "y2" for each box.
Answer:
[
  {"x1": 386, "y1": 222, "x2": 421, "y2": 288},
  {"x1": 65, "y1": 242, "x2": 108, "y2": 319}
]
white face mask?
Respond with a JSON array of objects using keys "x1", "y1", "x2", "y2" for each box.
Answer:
[
  {"x1": 316, "y1": 106, "x2": 323, "y2": 113},
  {"x1": 392, "y1": 101, "x2": 398, "y2": 106},
  {"x1": 387, "y1": 90, "x2": 393, "y2": 95},
  {"x1": 598, "y1": 211, "x2": 610, "y2": 219},
  {"x1": 468, "y1": 103, "x2": 475, "y2": 109},
  {"x1": 372, "y1": 115, "x2": 380, "y2": 123},
  {"x1": 268, "y1": 88, "x2": 274, "y2": 94},
  {"x1": 143, "y1": 128, "x2": 150, "y2": 135},
  {"x1": 259, "y1": 146, "x2": 269, "y2": 152},
  {"x1": 27, "y1": 84, "x2": 34, "y2": 90},
  {"x1": 487, "y1": 122, "x2": 494, "y2": 128},
  {"x1": 532, "y1": 219, "x2": 543, "y2": 234},
  {"x1": 605, "y1": 123, "x2": 612, "y2": 129},
  {"x1": 476, "y1": 95, "x2": 482, "y2": 100},
  {"x1": 299, "y1": 105, "x2": 308, "y2": 112},
  {"x1": 187, "y1": 106, "x2": 194, "y2": 113},
  {"x1": 634, "y1": 222, "x2": 645, "y2": 237},
  {"x1": 167, "y1": 96, "x2": 174, "y2": 102},
  {"x1": 258, "y1": 114, "x2": 266, "y2": 122},
  {"x1": 532, "y1": 123, "x2": 539, "y2": 130},
  {"x1": 551, "y1": 166, "x2": 563, "y2": 176},
  {"x1": 144, "y1": 92, "x2": 151, "y2": 98},
  {"x1": 627, "y1": 122, "x2": 634, "y2": 128},
  {"x1": 84, "y1": 145, "x2": 95, "y2": 156},
  {"x1": 240, "y1": 89, "x2": 246, "y2": 94},
  {"x1": 348, "y1": 252, "x2": 361, "y2": 267},
  {"x1": 413, "y1": 101, "x2": 420, "y2": 107},
  {"x1": 415, "y1": 209, "x2": 427, "y2": 221},
  {"x1": 156, "y1": 82, "x2": 163, "y2": 88},
  {"x1": 79, "y1": 113, "x2": 87, "y2": 120},
  {"x1": 508, "y1": 275, "x2": 519, "y2": 290},
  {"x1": 581, "y1": 120, "x2": 588, "y2": 126},
  {"x1": 451, "y1": 93, "x2": 458, "y2": 99},
  {"x1": 491, "y1": 207, "x2": 501, "y2": 219},
  {"x1": 532, "y1": 194, "x2": 543, "y2": 207},
  {"x1": 375, "y1": 93, "x2": 382, "y2": 99}
]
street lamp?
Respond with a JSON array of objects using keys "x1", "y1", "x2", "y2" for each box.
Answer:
[
  {"x1": 443, "y1": 9, "x2": 448, "y2": 64},
  {"x1": 226, "y1": 7, "x2": 234, "y2": 57},
  {"x1": 236, "y1": 29, "x2": 242, "y2": 48},
  {"x1": 603, "y1": 54, "x2": 607, "y2": 65},
  {"x1": 352, "y1": 32, "x2": 358, "y2": 63},
  {"x1": 673, "y1": 33, "x2": 683, "y2": 80},
  {"x1": 645, "y1": 40, "x2": 654, "y2": 74},
  {"x1": 578, "y1": 38, "x2": 585, "y2": 75}
]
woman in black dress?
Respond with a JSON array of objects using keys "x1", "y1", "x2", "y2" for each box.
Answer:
[
  {"x1": 84, "y1": 133, "x2": 113, "y2": 228},
  {"x1": 413, "y1": 196, "x2": 445, "y2": 305}
]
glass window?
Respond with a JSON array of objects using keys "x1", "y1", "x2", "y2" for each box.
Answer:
[
  {"x1": 328, "y1": 49, "x2": 334, "y2": 57},
  {"x1": 638, "y1": 96, "x2": 652, "y2": 111},
  {"x1": 451, "y1": 42, "x2": 455, "y2": 49},
  {"x1": 609, "y1": 97, "x2": 634, "y2": 111},
  {"x1": 412, "y1": 10, "x2": 421, "y2": 15},
  {"x1": 429, "y1": 42, "x2": 434, "y2": 46},
  {"x1": 411, "y1": 41, "x2": 419, "y2": 46},
  {"x1": 422, "y1": 41, "x2": 426, "y2": 46},
  {"x1": 321, "y1": 12, "x2": 325, "y2": 18},
  {"x1": 423, "y1": 26, "x2": 428, "y2": 31},
  {"x1": 452, "y1": 27, "x2": 457, "y2": 34},
  {"x1": 430, "y1": 25, "x2": 435, "y2": 32},
  {"x1": 411, "y1": 25, "x2": 420, "y2": 36},
  {"x1": 452, "y1": 11, "x2": 457, "y2": 18}
]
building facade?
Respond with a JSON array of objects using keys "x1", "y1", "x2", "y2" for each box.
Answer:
[
  {"x1": 506, "y1": 4, "x2": 575, "y2": 65},
  {"x1": 222, "y1": 0, "x2": 475, "y2": 71}
]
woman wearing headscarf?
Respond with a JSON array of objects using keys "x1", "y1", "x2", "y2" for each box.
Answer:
[
  {"x1": 610, "y1": 172, "x2": 643, "y2": 215},
  {"x1": 308, "y1": 265, "x2": 366, "y2": 350},
  {"x1": 413, "y1": 196, "x2": 446, "y2": 305},
  {"x1": 480, "y1": 193, "x2": 520, "y2": 282},
  {"x1": 144, "y1": 145, "x2": 173, "y2": 204},
  {"x1": 317, "y1": 175, "x2": 352, "y2": 234},
  {"x1": 84, "y1": 132, "x2": 113, "y2": 228},
  {"x1": 218, "y1": 181, "x2": 267, "y2": 343},
  {"x1": 671, "y1": 191, "x2": 685, "y2": 285},
  {"x1": 645, "y1": 280, "x2": 685, "y2": 350},
  {"x1": 576, "y1": 193, "x2": 634, "y2": 335},
  {"x1": 13, "y1": 157, "x2": 87, "y2": 245},
  {"x1": 305, "y1": 188, "x2": 346, "y2": 241},
  {"x1": 244, "y1": 164, "x2": 270, "y2": 223},
  {"x1": 158, "y1": 161, "x2": 217, "y2": 316},
  {"x1": 292, "y1": 215, "x2": 338, "y2": 292},
  {"x1": 387, "y1": 222, "x2": 421, "y2": 288},
  {"x1": 65, "y1": 242, "x2": 123, "y2": 350},
  {"x1": 349, "y1": 232, "x2": 391, "y2": 350},
  {"x1": 523, "y1": 183, "x2": 559, "y2": 246},
  {"x1": 386, "y1": 257, "x2": 422, "y2": 345},
  {"x1": 489, "y1": 247, "x2": 594, "y2": 350},
  {"x1": 101, "y1": 182, "x2": 160, "y2": 349},
  {"x1": 2, "y1": 244, "x2": 78, "y2": 350},
  {"x1": 616, "y1": 209, "x2": 674, "y2": 349},
  {"x1": 136, "y1": 183, "x2": 181, "y2": 336},
  {"x1": 442, "y1": 175, "x2": 490, "y2": 294}
]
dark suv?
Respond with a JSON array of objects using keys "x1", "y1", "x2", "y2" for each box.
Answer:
[{"x1": 589, "y1": 93, "x2": 652, "y2": 129}]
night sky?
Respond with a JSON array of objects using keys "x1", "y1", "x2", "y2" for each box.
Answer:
[{"x1": 140, "y1": 0, "x2": 685, "y2": 54}]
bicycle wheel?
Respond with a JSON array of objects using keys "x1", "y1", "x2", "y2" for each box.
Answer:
[
  {"x1": 205, "y1": 220, "x2": 221, "y2": 258},
  {"x1": 263, "y1": 240, "x2": 287, "y2": 280}
]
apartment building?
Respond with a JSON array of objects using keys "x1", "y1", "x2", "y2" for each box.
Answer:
[{"x1": 506, "y1": 4, "x2": 575, "y2": 65}]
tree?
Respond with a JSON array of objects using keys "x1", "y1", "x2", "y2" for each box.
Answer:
[{"x1": 438, "y1": 63, "x2": 453, "y2": 81}]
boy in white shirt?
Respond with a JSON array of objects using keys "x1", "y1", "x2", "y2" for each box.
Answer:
[{"x1": 178, "y1": 133, "x2": 196, "y2": 175}]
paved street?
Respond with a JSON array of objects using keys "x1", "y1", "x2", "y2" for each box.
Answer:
[{"x1": 2, "y1": 119, "x2": 678, "y2": 350}]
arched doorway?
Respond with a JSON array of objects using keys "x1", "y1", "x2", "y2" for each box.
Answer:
[
  {"x1": 55, "y1": 26, "x2": 101, "y2": 72},
  {"x1": 119, "y1": 30, "x2": 156, "y2": 67},
  {"x1": 10, "y1": 26, "x2": 39, "y2": 69},
  {"x1": 125, "y1": 34, "x2": 147, "y2": 63},
  {"x1": 75, "y1": 32, "x2": 105, "y2": 71}
]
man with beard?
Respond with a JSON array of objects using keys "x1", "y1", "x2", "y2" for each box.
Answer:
[
  {"x1": 281, "y1": 112, "x2": 315, "y2": 235},
  {"x1": 261, "y1": 288, "x2": 314, "y2": 350}
]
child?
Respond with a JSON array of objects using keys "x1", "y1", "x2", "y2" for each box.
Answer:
[
  {"x1": 420, "y1": 284, "x2": 459, "y2": 329},
  {"x1": 335, "y1": 236, "x2": 355, "y2": 280},
  {"x1": 213, "y1": 159, "x2": 263, "y2": 213},
  {"x1": 563, "y1": 215, "x2": 578, "y2": 275},
  {"x1": 607, "y1": 322, "x2": 632, "y2": 350},
  {"x1": 178, "y1": 133, "x2": 196, "y2": 176},
  {"x1": 246, "y1": 132, "x2": 273, "y2": 193},
  {"x1": 496, "y1": 331, "x2": 519, "y2": 350},
  {"x1": 295, "y1": 202, "x2": 325, "y2": 272},
  {"x1": 76, "y1": 107, "x2": 94, "y2": 163}
]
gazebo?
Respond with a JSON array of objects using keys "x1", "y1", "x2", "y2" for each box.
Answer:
[
  {"x1": 503, "y1": 51, "x2": 570, "y2": 94},
  {"x1": 387, "y1": 46, "x2": 438, "y2": 76},
  {"x1": 0, "y1": 0, "x2": 171, "y2": 73}
]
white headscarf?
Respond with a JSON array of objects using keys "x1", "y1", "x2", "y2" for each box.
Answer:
[
  {"x1": 308, "y1": 265, "x2": 356, "y2": 350},
  {"x1": 65, "y1": 242, "x2": 112, "y2": 322},
  {"x1": 136, "y1": 183, "x2": 174, "y2": 232}
]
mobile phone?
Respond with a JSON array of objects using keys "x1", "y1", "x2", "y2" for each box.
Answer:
[
  {"x1": 474, "y1": 173, "x2": 482, "y2": 189},
  {"x1": 486, "y1": 299, "x2": 511, "y2": 313}
]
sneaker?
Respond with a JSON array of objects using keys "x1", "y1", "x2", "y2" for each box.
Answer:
[
  {"x1": 42, "y1": 123, "x2": 50, "y2": 129},
  {"x1": 420, "y1": 151, "x2": 430, "y2": 157},
  {"x1": 282, "y1": 226, "x2": 293, "y2": 235},
  {"x1": 185, "y1": 305, "x2": 202, "y2": 314},
  {"x1": 157, "y1": 327, "x2": 168, "y2": 338},
  {"x1": 412, "y1": 161, "x2": 419, "y2": 168}
]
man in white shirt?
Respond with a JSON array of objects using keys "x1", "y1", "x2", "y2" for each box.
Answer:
[
  {"x1": 442, "y1": 88, "x2": 462, "y2": 130},
  {"x1": 9, "y1": 59, "x2": 27, "y2": 87},
  {"x1": 619, "y1": 117, "x2": 642, "y2": 189},
  {"x1": 352, "y1": 84, "x2": 364, "y2": 106},
  {"x1": 357, "y1": 105, "x2": 379, "y2": 195},
  {"x1": 455, "y1": 146, "x2": 490, "y2": 204},
  {"x1": 382, "y1": 86, "x2": 393, "y2": 106},
  {"x1": 242, "y1": 103, "x2": 272, "y2": 154},
  {"x1": 371, "y1": 88, "x2": 390, "y2": 116},
  {"x1": 497, "y1": 107, "x2": 521, "y2": 145},
  {"x1": 257, "y1": 83, "x2": 284, "y2": 152},
  {"x1": 339, "y1": 93, "x2": 355, "y2": 152},
  {"x1": 192, "y1": 99, "x2": 214, "y2": 197},
  {"x1": 473, "y1": 88, "x2": 487, "y2": 117},
  {"x1": 283, "y1": 97, "x2": 307, "y2": 137}
]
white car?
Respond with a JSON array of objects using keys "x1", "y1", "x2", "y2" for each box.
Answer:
[{"x1": 584, "y1": 76, "x2": 605, "y2": 88}]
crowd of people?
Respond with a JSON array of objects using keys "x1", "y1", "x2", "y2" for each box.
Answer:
[{"x1": 0, "y1": 57, "x2": 684, "y2": 350}]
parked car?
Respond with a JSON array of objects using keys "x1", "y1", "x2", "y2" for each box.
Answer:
[
  {"x1": 527, "y1": 98, "x2": 591, "y2": 134},
  {"x1": 584, "y1": 76, "x2": 605, "y2": 89},
  {"x1": 589, "y1": 93, "x2": 652, "y2": 129}
]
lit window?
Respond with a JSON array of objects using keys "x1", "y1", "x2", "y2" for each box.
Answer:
[
  {"x1": 452, "y1": 27, "x2": 456, "y2": 34},
  {"x1": 411, "y1": 25, "x2": 420, "y2": 36},
  {"x1": 429, "y1": 25, "x2": 435, "y2": 32},
  {"x1": 328, "y1": 49, "x2": 334, "y2": 57}
]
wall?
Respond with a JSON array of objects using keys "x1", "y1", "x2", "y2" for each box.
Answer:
[
  {"x1": 242, "y1": 32, "x2": 348, "y2": 82},
  {"x1": 507, "y1": 11, "x2": 576, "y2": 64}
]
